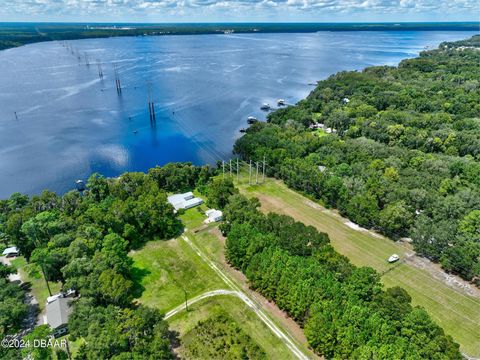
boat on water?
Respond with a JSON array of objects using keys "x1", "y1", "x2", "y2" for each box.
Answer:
[
  {"x1": 247, "y1": 116, "x2": 258, "y2": 124},
  {"x1": 388, "y1": 254, "x2": 400, "y2": 263},
  {"x1": 75, "y1": 180, "x2": 85, "y2": 191},
  {"x1": 277, "y1": 99, "x2": 285, "y2": 106},
  {"x1": 260, "y1": 103, "x2": 271, "y2": 110}
]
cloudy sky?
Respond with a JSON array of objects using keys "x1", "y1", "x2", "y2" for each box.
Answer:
[{"x1": 1, "y1": 0, "x2": 479, "y2": 22}]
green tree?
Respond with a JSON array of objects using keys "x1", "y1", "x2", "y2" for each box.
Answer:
[{"x1": 206, "y1": 178, "x2": 238, "y2": 210}]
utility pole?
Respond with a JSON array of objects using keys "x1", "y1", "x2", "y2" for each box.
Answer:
[
  {"x1": 249, "y1": 160, "x2": 252, "y2": 185},
  {"x1": 229, "y1": 159, "x2": 232, "y2": 177},
  {"x1": 33, "y1": 238, "x2": 52, "y2": 296},
  {"x1": 256, "y1": 162, "x2": 259, "y2": 185},
  {"x1": 183, "y1": 288, "x2": 189, "y2": 312},
  {"x1": 40, "y1": 264, "x2": 52, "y2": 297},
  {"x1": 262, "y1": 155, "x2": 266, "y2": 183},
  {"x1": 236, "y1": 158, "x2": 239, "y2": 182},
  {"x1": 97, "y1": 60, "x2": 103, "y2": 79},
  {"x1": 114, "y1": 64, "x2": 122, "y2": 94},
  {"x1": 222, "y1": 161, "x2": 225, "y2": 179}
]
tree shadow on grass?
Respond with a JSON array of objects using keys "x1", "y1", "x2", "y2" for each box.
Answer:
[
  {"x1": 169, "y1": 330, "x2": 182, "y2": 359},
  {"x1": 130, "y1": 266, "x2": 151, "y2": 299}
]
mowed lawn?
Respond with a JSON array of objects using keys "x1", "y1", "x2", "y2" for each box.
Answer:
[
  {"x1": 130, "y1": 237, "x2": 225, "y2": 312},
  {"x1": 168, "y1": 295, "x2": 296, "y2": 360},
  {"x1": 238, "y1": 177, "x2": 480, "y2": 357}
]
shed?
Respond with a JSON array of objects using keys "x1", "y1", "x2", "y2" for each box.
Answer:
[
  {"x1": 205, "y1": 209, "x2": 223, "y2": 223},
  {"x1": 2, "y1": 246, "x2": 19, "y2": 258}
]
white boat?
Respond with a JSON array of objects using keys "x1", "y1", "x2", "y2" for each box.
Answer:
[
  {"x1": 260, "y1": 103, "x2": 270, "y2": 110},
  {"x1": 388, "y1": 254, "x2": 400, "y2": 263},
  {"x1": 277, "y1": 99, "x2": 285, "y2": 106},
  {"x1": 247, "y1": 116, "x2": 258, "y2": 124}
]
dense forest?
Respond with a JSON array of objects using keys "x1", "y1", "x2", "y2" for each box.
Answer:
[
  {"x1": 0, "y1": 163, "x2": 214, "y2": 359},
  {"x1": 0, "y1": 161, "x2": 468, "y2": 359},
  {"x1": 234, "y1": 35, "x2": 480, "y2": 284},
  {"x1": 221, "y1": 192, "x2": 462, "y2": 359}
]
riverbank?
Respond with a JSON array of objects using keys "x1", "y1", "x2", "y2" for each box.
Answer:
[{"x1": 1, "y1": 22, "x2": 479, "y2": 51}]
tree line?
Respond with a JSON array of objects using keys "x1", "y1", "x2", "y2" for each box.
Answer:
[
  {"x1": 221, "y1": 192, "x2": 462, "y2": 359},
  {"x1": 234, "y1": 35, "x2": 480, "y2": 284}
]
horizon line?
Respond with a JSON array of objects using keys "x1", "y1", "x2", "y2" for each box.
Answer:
[{"x1": 1, "y1": 21, "x2": 479, "y2": 25}]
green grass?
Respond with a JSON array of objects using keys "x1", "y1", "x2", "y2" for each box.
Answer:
[
  {"x1": 312, "y1": 128, "x2": 328, "y2": 137},
  {"x1": 178, "y1": 203, "x2": 210, "y2": 230},
  {"x1": 130, "y1": 236, "x2": 225, "y2": 312},
  {"x1": 168, "y1": 296, "x2": 295, "y2": 360},
  {"x1": 236, "y1": 177, "x2": 480, "y2": 357},
  {"x1": 10, "y1": 256, "x2": 62, "y2": 312}
]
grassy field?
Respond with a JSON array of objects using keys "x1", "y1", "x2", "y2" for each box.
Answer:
[
  {"x1": 130, "y1": 236, "x2": 225, "y2": 312},
  {"x1": 168, "y1": 296, "x2": 295, "y2": 360},
  {"x1": 236, "y1": 177, "x2": 480, "y2": 357},
  {"x1": 130, "y1": 208, "x2": 297, "y2": 359},
  {"x1": 10, "y1": 257, "x2": 62, "y2": 312}
]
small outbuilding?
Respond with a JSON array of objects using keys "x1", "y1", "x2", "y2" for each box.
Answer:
[
  {"x1": 204, "y1": 209, "x2": 223, "y2": 224},
  {"x1": 46, "y1": 297, "x2": 73, "y2": 338},
  {"x1": 2, "y1": 246, "x2": 19, "y2": 258},
  {"x1": 168, "y1": 192, "x2": 203, "y2": 211}
]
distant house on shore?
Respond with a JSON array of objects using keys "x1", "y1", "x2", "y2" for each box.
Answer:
[
  {"x1": 168, "y1": 192, "x2": 203, "y2": 210},
  {"x1": 2, "y1": 246, "x2": 19, "y2": 258},
  {"x1": 204, "y1": 209, "x2": 223, "y2": 224},
  {"x1": 46, "y1": 297, "x2": 73, "y2": 338}
]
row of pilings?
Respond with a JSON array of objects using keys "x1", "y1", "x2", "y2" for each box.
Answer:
[{"x1": 62, "y1": 41, "x2": 161, "y2": 127}]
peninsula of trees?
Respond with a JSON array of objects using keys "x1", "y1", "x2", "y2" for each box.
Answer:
[{"x1": 234, "y1": 35, "x2": 480, "y2": 284}]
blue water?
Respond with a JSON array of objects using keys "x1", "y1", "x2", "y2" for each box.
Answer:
[{"x1": 0, "y1": 31, "x2": 475, "y2": 198}]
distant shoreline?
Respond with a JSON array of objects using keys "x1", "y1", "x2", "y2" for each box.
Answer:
[{"x1": 1, "y1": 22, "x2": 479, "y2": 51}]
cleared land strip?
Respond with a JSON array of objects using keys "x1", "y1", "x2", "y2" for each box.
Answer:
[
  {"x1": 181, "y1": 235, "x2": 310, "y2": 360},
  {"x1": 238, "y1": 179, "x2": 480, "y2": 357}
]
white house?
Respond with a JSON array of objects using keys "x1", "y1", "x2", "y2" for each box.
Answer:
[
  {"x1": 2, "y1": 246, "x2": 19, "y2": 258},
  {"x1": 168, "y1": 192, "x2": 203, "y2": 210},
  {"x1": 204, "y1": 209, "x2": 223, "y2": 224}
]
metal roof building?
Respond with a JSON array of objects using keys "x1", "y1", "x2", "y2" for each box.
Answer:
[
  {"x1": 167, "y1": 192, "x2": 203, "y2": 210},
  {"x1": 46, "y1": 297, "x2": 72, "y2": 337},
  {"x1": 2, "y1": 246, "x2": 19, "y2": 257}
]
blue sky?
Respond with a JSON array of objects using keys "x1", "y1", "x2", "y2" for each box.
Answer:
[{"x1": 1, "y1": 0, "x2": 479, "y2": 22}]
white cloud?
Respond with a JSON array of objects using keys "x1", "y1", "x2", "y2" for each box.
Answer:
[{"x1": 0, "y1": 0, "x2": 478, "y2": 21}]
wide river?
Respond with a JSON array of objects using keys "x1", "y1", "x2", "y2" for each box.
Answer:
[{"x1": 0, "y1": 31, "x2": 475, "y2": 197}]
